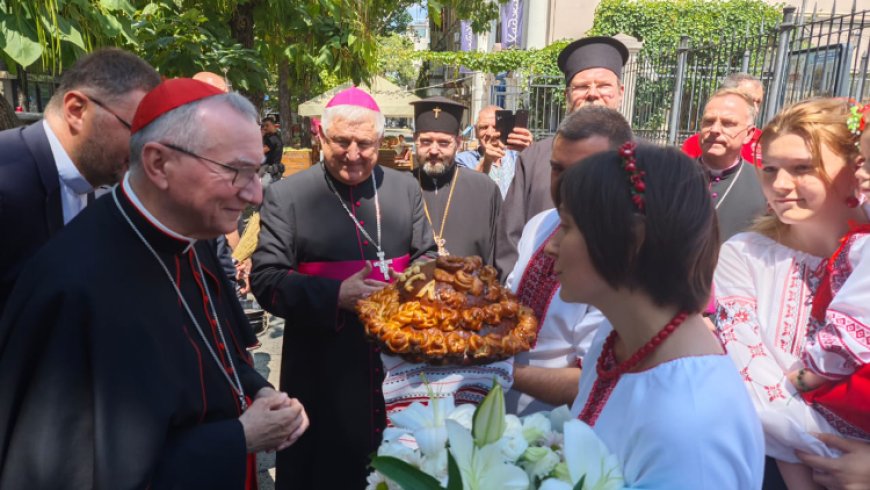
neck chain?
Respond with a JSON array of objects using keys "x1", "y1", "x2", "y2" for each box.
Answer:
[
  {"x1": 710, "y1": 162, "x2": 743, "y2": 211},
  {"x1": 322, "y1": 166, "x2": 392, "y2": 279},
  {"x1": 419, "y1": 167, "x2": 460, "y2": 256},
  {"x1": 112, "y1": 188, "x2": 247, "y2": 410}
]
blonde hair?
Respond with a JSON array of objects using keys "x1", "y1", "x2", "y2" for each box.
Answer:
[{"x1": 751, "y1": 97, "x2": 860, "y2": 237}]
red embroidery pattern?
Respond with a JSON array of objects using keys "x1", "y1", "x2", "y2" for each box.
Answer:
[
  {"x1": 577, "y1": 346, "x2": 620, "y2": 426},
  {"x1": 777, "y1": 259, "x2": 824, "y2": 355},
  {"x1": 740, "y1": 367, "x2": 752, "y2": 382},
  {"x1": 813, "y1": 404, "x2": 870, "y2": 441},
  {"x1": 805, "y1": 310, "x2": 870, "y2": 376},
  {"x1": 764, "y1": 384, "x2": 786, "y2": 402},
  {"x1": 516, "y1": 230, "x2": 561, "y2": 344}
]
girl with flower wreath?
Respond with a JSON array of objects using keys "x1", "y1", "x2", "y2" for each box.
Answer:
[
  {"x1": 714, "y1": 97, "x2": 870, "y2": 490},
  {"x1": 546, "y1": 143, "x2": 765, "y2": 488}
]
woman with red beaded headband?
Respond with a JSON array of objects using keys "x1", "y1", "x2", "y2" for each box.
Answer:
[
  {"x1": 545, "y1": 143, "x2": 765, "y2": 488},
  {"x1": 713, "y1": 97, "x2": 870, "y2": 490}
]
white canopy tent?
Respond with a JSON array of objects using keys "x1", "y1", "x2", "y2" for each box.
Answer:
[{"x1": 297, "y1": 76, "x2": 420, "y2": 118}]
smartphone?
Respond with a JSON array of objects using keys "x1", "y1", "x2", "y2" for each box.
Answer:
[
  {"x1": 495, "y1": 110, "x2": 515, "y2": 145},
  {"x1": 514, "y1": 109, "x2": 529, "y2": 129}
]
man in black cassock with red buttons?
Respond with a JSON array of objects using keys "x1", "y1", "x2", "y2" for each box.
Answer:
[
  {"x1": 250, "y1": 87, "x2": 436, "y2": 489},
  {"x1": 0, "y1": 78, "x2": 308, "y2": 489}
]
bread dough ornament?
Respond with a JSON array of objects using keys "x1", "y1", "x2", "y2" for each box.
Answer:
[{"x1": 356, "y1": 255, "x2": 539, "y2": 365}]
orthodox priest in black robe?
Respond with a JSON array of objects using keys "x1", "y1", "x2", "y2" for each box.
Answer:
[
  {"x1": 250, "y1": 87, "x2": 436, "y2": 489},
  {"x1": 495, "y1": 37, "x2": 629, "y2": 279},
  {"x1": 0, "y1": 79, "x2": 308, "y2": 489},
  {"x1": 410, "y1": 97, "x2": 502, "y2": 265}
]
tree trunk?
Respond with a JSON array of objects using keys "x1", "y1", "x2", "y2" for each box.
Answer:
[
  {"x1": 229, "y1": 1, "x2": 263, "y2": 111},
  {"x1": 278, "y1": 56, "x2": 292, "y2": 144},
  {"x1": 0, "y1": 92, "x2": 20, "y2": 130}
]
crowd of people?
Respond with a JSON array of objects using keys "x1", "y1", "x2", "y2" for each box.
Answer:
[{"x1": 0, "y1": 33, "x2": 868, "y2": 489}]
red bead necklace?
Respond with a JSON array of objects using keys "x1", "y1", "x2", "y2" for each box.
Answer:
[
  {"x1": 579, "y1": 310, "x2": 689, "y2": 425},
  {"x1": 597, "y1": 311, "x2": 689, "y2": 380}
]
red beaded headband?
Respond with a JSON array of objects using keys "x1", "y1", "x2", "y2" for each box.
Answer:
[{"x1": 618, "y1": 142, "x2": 646, "y2": 213}]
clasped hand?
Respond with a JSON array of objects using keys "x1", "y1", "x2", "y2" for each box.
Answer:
[{"x1": 239, "y1": 387, "x2": 309, "y2": 453}]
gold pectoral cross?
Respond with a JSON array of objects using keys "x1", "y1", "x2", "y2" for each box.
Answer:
[{"x1": 433, "y1": 107, "x2": 442, "y2": 119}]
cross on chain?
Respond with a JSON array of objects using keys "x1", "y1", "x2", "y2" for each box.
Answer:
[{"x1": 374, "y1": 251, "x2": 392, "y2": 280}]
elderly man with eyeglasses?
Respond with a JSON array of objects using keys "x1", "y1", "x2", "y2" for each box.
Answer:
[
  {"x1": 697, "y1": 87, "x2": 766, "y2": 242},
  {"x1": 0, "y1": 48, "x2": 160, "y2": 314},
  {"x1": 249, "y1": 86, "x2": 436, "y2": 490},
  {"x1": 0, "y1": 78, "x2": 309, "y2": 489}
]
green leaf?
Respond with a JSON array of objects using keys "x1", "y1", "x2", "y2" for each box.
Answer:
[
  {"x1": 0, "y1": 13, "x2": 43, "y2": 67},
  {"x1": 100, "y1": 0, "x2": 136, "y2": 15},
  {"x1": 446, "y1": 451, "x2": 463, "y2": 490},
  {"x1": 573, "y1": 475, "x2": 586, "y2": 490},
  {"x1": 370, "y1": 456, "x2": 445, "y2": 490}
]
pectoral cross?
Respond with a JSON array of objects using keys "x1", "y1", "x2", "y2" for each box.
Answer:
[
  {"x1": 434, "y1": 236, "x2": 449, "y2": 256},
  {"x1": 433, "y1": 107, "x2": 442, "y2": 119},
  {"x1": 374, "y1": 251, "x2": 392, "y2": 280}
]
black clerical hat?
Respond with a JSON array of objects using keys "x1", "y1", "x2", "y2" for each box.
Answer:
[
  {"x1": 557, "y1": 36, "x2": 629, "y2": 85},
  {"x1": 411, "y1": 97, "x2": 466, "y2": 134}
]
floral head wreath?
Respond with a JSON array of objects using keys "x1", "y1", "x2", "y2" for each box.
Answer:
[
  {"x1": 847, "y1": 99, "x2": 870, "y2": 146},
  {"x1": 618, "y1": 142, "x2": 646, "y2": 213}
]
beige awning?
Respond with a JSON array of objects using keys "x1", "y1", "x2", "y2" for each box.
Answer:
[{"x1": 298, "y1": 76, "x2": 420, "y2": 118}]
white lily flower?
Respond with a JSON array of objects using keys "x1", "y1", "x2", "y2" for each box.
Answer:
[
  {"x1": 447, "y1": 419, "x2": 530, "y2": 490},
  {"x1": 420, "y1": 448, "x2": 450, "y2": 486},
  {"x1": 548, "y1": 405, "x2": 573, "y2": 433},
  {"x1": 560, "y1": 420, "x2": 624, "y2": 490},
  {"x1": 377, "y1": 438, "x2": 422, "y2": 467},
  {"x1": 388, "y1": 395, "x2": 456, "y2": 457},
  {"x1": 448, "y1": 403, "x2": 476, "y2": 430},
  {"x1": 521, "y1": 412, "x2": 552, "y2": 444}
]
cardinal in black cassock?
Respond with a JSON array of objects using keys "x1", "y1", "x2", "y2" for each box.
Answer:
[
  {"x1": 0, "y1": 79, "x2": 299, "y2": 490},
  {"x1": 250, "y1": 87, "x2": 436, "y2": 489},
  {"x1": 410, "y1": 96, "x2": 502, "y2": 265}
]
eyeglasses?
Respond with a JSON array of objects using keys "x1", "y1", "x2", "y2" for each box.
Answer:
[
  {"x1": 569, "y1": 82, "x2": 617, "y2": 97},
  {"x1": 322, "y1": 133, "x2": 378, "y2": 156},
  {"x1": 159, "y1": 142, "x2": 261, "y2": 188},
  {"x1": 86, "y1": 95, "x2": 132, "y2": 131}
]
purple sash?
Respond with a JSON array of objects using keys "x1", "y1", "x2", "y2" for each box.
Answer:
[{"x1": 297, "y1": 254, "x2": 411, "y2": 283}]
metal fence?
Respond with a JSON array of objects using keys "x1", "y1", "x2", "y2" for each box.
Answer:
[
  {"x1": 484, "y1": 5, "x2": 870, "y2": 143},
  {"x1": 632, "y1": 5, "x2": 870, "y2": 145},
  {"x1": 485, "y1": 74, "x2": 565, "y2": 139}
]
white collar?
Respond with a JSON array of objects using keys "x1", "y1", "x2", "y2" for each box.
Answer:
[
  {"x1": 44, "y1": 119, "x2": 93, "y2": 195},
  {"x1": 704, "y1": 157, "x2": 742, "y2": 177},
  {"x1": 122, "y1": 174, "x2": 197, "y2": 250}
]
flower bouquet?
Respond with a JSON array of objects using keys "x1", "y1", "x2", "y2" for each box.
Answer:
[{"x1": 368, "y1": 383, "x2": 623, "y2": 490}]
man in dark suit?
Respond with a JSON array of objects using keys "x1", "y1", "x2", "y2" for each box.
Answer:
[{"x1": 0, "y1": 48, "x2": 159, "y2": 313}]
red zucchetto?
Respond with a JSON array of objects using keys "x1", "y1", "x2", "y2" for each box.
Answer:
[{"x1": 131, "y1": 78, "x2": 225, "y2": 134}]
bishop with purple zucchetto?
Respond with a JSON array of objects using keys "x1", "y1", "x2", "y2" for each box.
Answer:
[{"x1": 250, "y1": 86, "x2": 436, "y2": 489}]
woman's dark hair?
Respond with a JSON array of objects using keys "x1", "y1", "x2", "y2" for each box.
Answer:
[{"x1": 557, "y1": 144, "x2": 719, "y2": 313}]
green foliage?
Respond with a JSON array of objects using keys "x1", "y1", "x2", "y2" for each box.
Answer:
[
  {"x1": 370, "y1": 456, "x2": 446, "y2": 490},
  {"x1": 588, "y1": 0, "x2": 782, "y2": 52},
  {"x1": 0, "y1": 0, "x2": 136, "y2": 72},
  {"x1": 131, "y1": 1, "x2": 269, "y2": 93},
  {"x1": 377, "y1": 34, "x2": 420, "y2": 88}
]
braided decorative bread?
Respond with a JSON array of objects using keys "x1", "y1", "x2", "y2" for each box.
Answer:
[{"x1": 356, "y1": 255, "x2": 538, "y2": 365}]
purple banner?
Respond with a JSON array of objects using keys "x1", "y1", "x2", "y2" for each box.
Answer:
[
  {"x1": 500, "y1": 0, "x2": 524, "y2": 49},
  {"x1": 460, "y1": 20, "x2": 477, "y2": 74}
]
